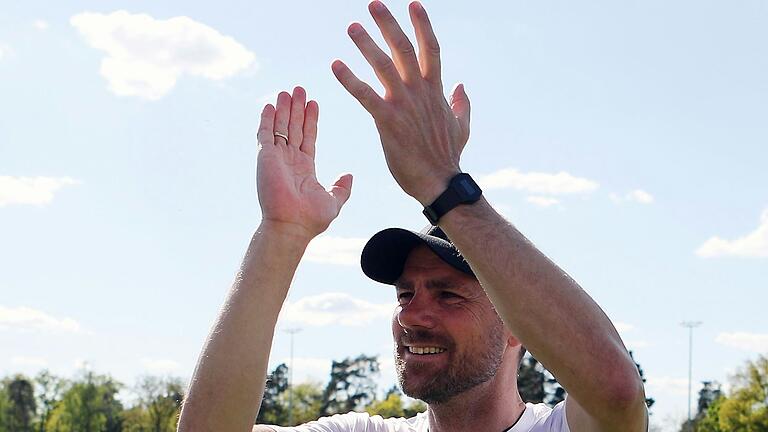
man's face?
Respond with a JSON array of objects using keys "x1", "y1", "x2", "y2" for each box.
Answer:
[{"x1": 392, "y1": 245, "x2": 507, "y2": 404}]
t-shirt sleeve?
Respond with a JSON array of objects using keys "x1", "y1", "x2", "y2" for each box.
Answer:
[
  {"x1": 543, "y1": 400, "x2": 569, "y2": 432},
  {"x1": 265, "y1": 411, "x2": 406, "y2": 432},
  {"x1": 528, "y1": 400, "x2": 569, "y2": 432}
]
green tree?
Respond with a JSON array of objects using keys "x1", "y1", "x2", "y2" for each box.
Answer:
[
  {"x1": 715, "y1": 355, "x2": 768, "y2": 431},
  {"x1": 276, "y1": 382, "x2": 323, "y2": 425},
  {"x1": 682, "y1": 356, "x2": 768, "y2": 432},
  {"x1": 2, "y1": 374, "x2": 37, "y2": 432},
  {"x1": 517, "y1": 356, "x2": 545, "y2": 404},
  {"x1": 516, "y1": 356, "x2": 564, "y2": 406},
  {"x1": 35, "y1": 370, "x2": 67, "y2": 432},
  {"x1": 0, "y1": 380, "x2": 10, "y2": 432},
  {"x1": 518, "y1": 351, "x2": 653, "y2": 410},
  {"x1": 321, "y1": 354, "x2": 379, "y2": 416},
  {"x1": 257, "y1": 363, "x2": 289, "y2": 424},
  {"x1": 694, "y1": 396, "x2": 725, "y2": 432},
  {"x1": 45, "y1": 370, "x2": 123, "y2": 432},
  {"x1": 697, "y1": 381, "x2": 723, "y2": 420},
  {"x1": 629, "y1": 351, "x2": 655, "y2": 410},
  {"x1": 121, "y1": 405, "x2": 151, "y2": 432},
  {"x1": 134, "y1": 376, "x2": 184, "y2": 432},
  {"x1": 366, "y1": 387, "x2": 426, "y2": 419}
]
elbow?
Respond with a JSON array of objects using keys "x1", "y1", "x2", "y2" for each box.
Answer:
[
  {"x1": 608, "y1": 373, "x2": 646, "y2": 410},
  {"x1": 601, "y1": 360, "x2": 648, "y2": 426}
]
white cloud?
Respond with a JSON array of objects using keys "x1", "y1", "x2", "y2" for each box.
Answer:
[
  {"x1": 479, "y1": 168, "x2": 599, "y2": 195},
  {"x1": 140, "y1": 358, "x2": 181, "y2": 373},
  {"x1": 73, "y1": 359, "x2": 91, "y2": 370},
  {"x1": 0, "y1": 176, "x2": 80, "y2": 207},
  {"x1": 257, "y1": 91, "x2": 281, "y2": 106},
  {"x1": 612, "y1": 322, "x2": 650, "y2": 349},
  {"x1": 304, "y1": 235, "x2": 367, "y2": 266},
  {"x1": 645, "y1": 375, "x2": 690, "y2": 396},
  {"x1": 715, "y1": 332, "x2": 768, "y2": 353},
  {"x1": 610, "y1": 189, "x2": 654, "y2": 205},
  {"x1": 279, "y1": 293, "x2": 394, "y2": 327},
  {"x1": 12, "y1": 356, "x2": 49, "y2": 367},
  {"x1": 278, "y1": 357, "x2": 331, "y2": 384},
  {"x1": 70, "y1": 10, "x2": 256, "y2": 100},
  {"x1": 0, "y1": 305, "x2": 81, "y2": 333},
  {"x1": 0, "y1": 43, "x2": 10, "y2": 61},
  {"x1": 526, "y1": 196, "x2": 559, "y2": 208},
  {"x1": 625, "y1": 340, "x2": 650, "y2": 349},
  {"x1": 33, "y1": 20, "x2": 49, "y2": 30},
  {"x1": 614, "y1": 322, "x2": 635, "y2": 334},
  {"x1": 696, "y1": 209, "x2": 768, "y2": 258}
]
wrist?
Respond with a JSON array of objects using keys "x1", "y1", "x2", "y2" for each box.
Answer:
[
  {"x1": 421, "y1": 172, "x2": 483, "y2": 225},
  {"x1": 412, "y1": 169, "x2": 462, "y2": 206},
  {"x1": 257, "y1": 220, "x2": 316, "y2": 245}
]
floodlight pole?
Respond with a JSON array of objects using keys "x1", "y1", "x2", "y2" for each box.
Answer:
[
  {"x1": 681, "y1": 321, "x2": 702, "y2": 424},
  {"x1": 284, "y1": 328, "x2": 302, "y2": 425}
]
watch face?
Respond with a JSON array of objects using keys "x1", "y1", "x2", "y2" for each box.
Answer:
[
  {"x1": 455, "y1": 175, "x2": 482, "y2": 199},
  {"x1": 458, "y1": 178, "x2": 478, "y2": 194}
]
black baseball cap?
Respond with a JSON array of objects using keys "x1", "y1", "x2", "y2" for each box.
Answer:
[{"x1": 360, "y1": 225, "x2": 475, "y2": 285}]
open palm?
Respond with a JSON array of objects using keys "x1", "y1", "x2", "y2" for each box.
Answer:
[{"x1": 256, "y1": 87, "x2": 352, "y2": 239}]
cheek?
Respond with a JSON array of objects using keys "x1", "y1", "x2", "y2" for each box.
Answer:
[
  {"x1": 450, "y1": 301, "x2": 486, "y2": 327},
  {"x1": 391, "y1": 306, "x2": 402, "y2": 336}
]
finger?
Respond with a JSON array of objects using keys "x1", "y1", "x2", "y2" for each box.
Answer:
[
  {"x1": 331, "y1": 60, "x2": 386, "y2": 115},
  {"x1": 301, "y1": 100, "x2": 319, "y2": 157},
  {"x1": 329, "y1": 173, "x2": 353, "y2": 211},
  {"x1": 288, "y1": 86, "x2": 306, "y2": 147},
  {"x1": 273, "y1": 91, "x2": 291, "y2": 146},
  {"x1": 408, "y1": 1, "x2": 442, "y2": 85},
  {"x1": 347, "y1": 23, "x2": 405, "y2": 95},
  {"x1": 450, "y1": 83, "x2": 471, "y2": 143},
  {"x1": 368, "y1": 1, "x2": 421, "y2": 83},
  {"x1": 257, "y1": 104, "x2": 276, "y2": 147}
]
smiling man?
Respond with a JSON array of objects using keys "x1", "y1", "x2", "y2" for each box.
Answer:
[{"x1": 178, "y1": 2, "x2": 648, "y2": 432}]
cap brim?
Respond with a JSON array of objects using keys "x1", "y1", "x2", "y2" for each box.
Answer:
[{"x1": 361, "y1": 228, "x2": 474, "y2": 285}]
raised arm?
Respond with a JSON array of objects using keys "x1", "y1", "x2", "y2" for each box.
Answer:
[
  {"x1": 332, "y1": 2, "x2": 646, "y2": 431},
  {"x1": 178, "y1": 87, "x2": 352, "y2": 432}
]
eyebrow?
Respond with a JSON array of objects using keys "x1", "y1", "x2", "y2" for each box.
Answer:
[{"x1": 395, "y1": 278, "x2": 459, "y2": 291}]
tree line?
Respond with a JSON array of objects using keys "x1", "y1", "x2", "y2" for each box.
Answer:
[
  {"x1": 678, "y1": 355, "x2": 768, "y2": 432},
  {"x1": 0, "y1": 351, "x2": 654, "y2": 431}
]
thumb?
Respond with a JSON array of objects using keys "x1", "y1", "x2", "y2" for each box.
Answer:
[
  {"x1": 450, "y1": 83, "x2": 471, "y2": 142},
  {"x1": 329, "y1": 173, "x2": 353, "y2": 210}
]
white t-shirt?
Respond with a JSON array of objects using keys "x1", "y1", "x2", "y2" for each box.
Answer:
[{"x1": 268, "y1": 401, "x2": 569, "y2": 432}]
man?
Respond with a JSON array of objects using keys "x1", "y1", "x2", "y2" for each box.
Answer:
[{"x1": 178, "y1": 2, "x2": 648, "y2": 431}]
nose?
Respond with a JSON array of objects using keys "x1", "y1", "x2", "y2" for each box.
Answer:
[{"x1": 396, "y1": 291, "x2": 437, "y2": 331}]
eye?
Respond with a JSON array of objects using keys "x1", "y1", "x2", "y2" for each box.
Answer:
[
  {"x1": 440, "y1": 291, "x2": 461, "y2": 300},
  {"x1": 397, "y1": 292, "x2": 413, "y2": 303}
]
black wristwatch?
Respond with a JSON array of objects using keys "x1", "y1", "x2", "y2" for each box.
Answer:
[{"x1": 422, "y1": 173, "x2": 483, "y2": 224}]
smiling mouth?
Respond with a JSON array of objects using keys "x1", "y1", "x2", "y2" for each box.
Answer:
[{"x1": 407, "y1": 346, "x2": 447, "y2": 355}]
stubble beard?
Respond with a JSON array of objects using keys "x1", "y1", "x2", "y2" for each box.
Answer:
[{"x1": 395, "y1": 318, "x2": 506, "y2": 405}]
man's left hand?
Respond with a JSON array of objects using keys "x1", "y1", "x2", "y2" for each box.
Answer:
[{"x1": 332, "y1": 1, "x2": 471, "y2": 206}]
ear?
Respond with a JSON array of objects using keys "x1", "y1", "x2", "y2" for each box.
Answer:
[{"x1": 504, "y1": 328, "x2": 522, "y2": 348}]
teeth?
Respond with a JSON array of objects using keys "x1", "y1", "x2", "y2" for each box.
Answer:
[{"x1": 408, "y1": 346, "x2": 446, "y2": 355}]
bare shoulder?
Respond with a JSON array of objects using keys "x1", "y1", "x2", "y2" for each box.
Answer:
[{"x1": 253, "y1": 426, "x2": 277, "y2": 432}]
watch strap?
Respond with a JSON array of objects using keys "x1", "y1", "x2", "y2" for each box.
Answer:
[{"x1": 422, "y1": 173, "x2": 482, "y2": 224}]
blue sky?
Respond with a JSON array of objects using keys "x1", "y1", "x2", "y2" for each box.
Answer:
[{"x1": 1, "y1": 1, "x2": 767, "y2": 430}]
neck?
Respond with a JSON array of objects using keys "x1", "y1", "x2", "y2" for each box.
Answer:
[{"x1": 425, "y1": 376, "x2": 525, "y2": 432}]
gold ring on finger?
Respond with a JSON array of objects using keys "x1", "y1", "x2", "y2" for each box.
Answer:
[{"x1": 274, "y1": 132, "x2": 288, "y2": 143}]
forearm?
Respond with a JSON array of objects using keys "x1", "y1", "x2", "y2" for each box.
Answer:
[
  {"x1": 178, "y1": 222, "x2": 311, "y2": 432},
  {"x1": 439, "y1": 198, "x2": 645, "y2": 421}
]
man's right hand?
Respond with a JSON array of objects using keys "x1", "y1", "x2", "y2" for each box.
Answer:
[
  {"x1": 257, "y1": 86, "x2": 352, "y2": 240},
  {"x1": 179, "y1": 88, "x2": 351, "y2": 432}
]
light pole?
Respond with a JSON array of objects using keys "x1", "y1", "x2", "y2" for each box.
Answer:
[
  {"x1": 284, "y1": 328, "x2": 302, "y2": 425},
  {"x1": 681, "y1": 321, "x2": 702, "y2": 425}
]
